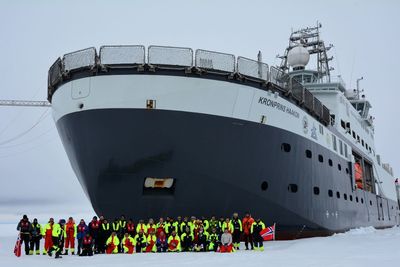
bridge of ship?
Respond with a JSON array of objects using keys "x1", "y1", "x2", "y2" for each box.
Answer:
[{"x1": 47, "y1": 45, "x2": 331, "y2": 126}]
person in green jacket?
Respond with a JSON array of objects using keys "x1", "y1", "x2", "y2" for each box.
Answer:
[
  {"x1": 251, "y1": 218, "x2": 266, "y2": 251},
  {"x1": 48, "y1": 219, "x2": 65, "y2": 258},
  {"x1": 106, "y1": 232, "x2": 120, "y2": 254}
]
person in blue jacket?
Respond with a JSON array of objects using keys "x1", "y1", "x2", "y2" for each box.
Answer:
[{"x1": 76, "y1": 219, "x2": 88, "y2": 255}]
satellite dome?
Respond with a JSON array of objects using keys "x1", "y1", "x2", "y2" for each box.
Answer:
[{"x1": 287, "y1": 46, "x2": 310, "y2": 69}]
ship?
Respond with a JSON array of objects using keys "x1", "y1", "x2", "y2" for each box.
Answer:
[{"x1": 47, "y1": 24, "x2": 400, "y2": 239}]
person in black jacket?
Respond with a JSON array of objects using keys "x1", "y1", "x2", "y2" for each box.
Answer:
[
  {"x1": 98, "y1": 218, "x2": 111, "y2": 254},
  {"x1": 29, "y1": 218, "x2": 42, "y2": 255},
  {"x1": 17, "y1": 215, "x2": 32, "y2": 255}
]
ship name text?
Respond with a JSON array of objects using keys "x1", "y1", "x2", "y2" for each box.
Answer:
[{"x1": 258, "y1": 97, "x2": 299, "y2": 119}]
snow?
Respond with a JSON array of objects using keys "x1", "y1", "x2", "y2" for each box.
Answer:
[{"x1": 2, "y1": 224, "x2": 400, "y2": 267}]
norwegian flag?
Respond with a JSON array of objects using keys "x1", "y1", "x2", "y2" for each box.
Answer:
[{"x1": 260, "y1": 223, "x2": 276, "y2": 241}]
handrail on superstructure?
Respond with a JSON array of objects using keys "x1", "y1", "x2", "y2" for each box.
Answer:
[{"x1": 47, "y1": 45, "x2": 331, "y2": 126}]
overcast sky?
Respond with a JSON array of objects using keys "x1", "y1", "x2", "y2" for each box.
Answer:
[{"x1": 0, "y1": 0, "x2": 399, "y2": 222}]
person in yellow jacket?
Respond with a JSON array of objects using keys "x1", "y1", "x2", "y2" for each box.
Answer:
[
  {"x1": 136, "y1": 219, "x2": 148, "y2": 235},
  {"x1": 63, "y1": 217, "x2": 77, "y2": 255},
  {"x1": 106, "y1": 232, "x2": 120, "y2": 254},
  {"x1": 231, "y1": 213, "x2": 243, "y2": 250},
  {"x1": 146, "y1": 230, "x2": 157, "y2": 252},
  {"x1": 221, "y1": 218, "x2": 234, "y2": 234},
  {"x1": 250, "y1": 218, "x2": 266, "y2": 251},
  {"x1": 167, "y1": 231, "x2": 181, "y2": 252},
  {"x1": 41, "y1": 218, "x2": 54, "y2": 255},
  {"x1": 48, "y1": 219, "x2": 65, "y2": 259},
  {"x1": 121, "y1": 233, "x2": 135, "y2": 254}
]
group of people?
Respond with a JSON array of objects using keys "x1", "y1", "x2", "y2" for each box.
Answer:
[{"x1": 16, "y1": 212, "x2": 268, "y2": 258}]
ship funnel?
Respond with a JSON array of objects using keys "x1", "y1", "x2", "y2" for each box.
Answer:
[{"x1": 287, "y1": 45, "x2": 310, "y2": 70}]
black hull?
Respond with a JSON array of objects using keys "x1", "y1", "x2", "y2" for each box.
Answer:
[{"x1": 56, "y1": 109, "x2": 398, "y2": 239}]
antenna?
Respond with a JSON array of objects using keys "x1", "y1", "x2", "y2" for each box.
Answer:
[{"x1": 356, "y1": 76, "x2": 364, "y2": 99}]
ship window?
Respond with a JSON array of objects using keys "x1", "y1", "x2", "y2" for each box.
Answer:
[
  {"x1": 361, "y1": 140, "x2": 364, "y2": 146},
  {"x1": 370, "y1": 200, "x2": 373, "y2": 206},
  {"x1": 344, "y1": 193, "x2": 347, "y2": 200},
  {"x1": 361, "y1": 198, "x2": 364, "y2": 204},
  {"x1": 344, "y1": 144, "x2": 348, "y2": 158},
  {"x1": 356, "y1": 197, "x2": 359, "y2": 203},
  {"x1": 336, "y1": 192, "x2": 340, "y2": 199},
  {"x1": 380, "y1": 203, "x2": 382, "y2": 207},
  {"x1": 339, "y1": 140, "x2": 343, "y2": 155},
  {"x1": 281, "y1": 143, "x2": 291, "y2": 152},
  {"x1": 328, "y1": 190, "x2": 333, "y2": 197},
  {"x1": 305, "y1": 150, "x2": 312, "y2": 158},
  {"x1": 319, "y1": 125, "x2": 324, "y2": 135},
  {"x1": 352, "y1": 131, "x2": 356, "y2": 138},
  {"x1": 338, "y1": 164, "x2": 342, "y2": 171},
  {"x1": 328, "y1": 159, "x2": 333, "y2": 166},
  {"x1": 332, "y1": 135, "x2": 337, "y2": 151},
  {"x1": 369, "y1": 147, "x2": 372, "y2": 153},
  {"x1": 318, "y1": 155, "x2": 324, "y2": 163},
  {"x1": 350, "y1": 195, "x2": 353, "y2": 201},
  {"x1": 357, "y1": 135, "x2": 360, "y2": 142},
  {"x1": 341, "y1": 120, "x2": 346, "y2": 129},
  {"x1": 313, "y1": 187, "x2": 320, "y2": 195},
  {"x1": 288, "y1": 184, "x2": 298, "y2": 193},
  {"x1": 261, "y1": 181, "x2": 268, "y2": 191},
  {"x1": 346, "y1": 168, "x2": 349, "y2": 174}
]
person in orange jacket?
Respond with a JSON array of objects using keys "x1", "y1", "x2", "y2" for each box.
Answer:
[
  {"x1": 242, "y1": 212, "x2": 254, "y2": 250},
  {"x1": 41, "y1": 218, "x2": 54, "y2": 255},
  {"x1": 63, "y1": 217, "x2": 77, "y2": 255}
]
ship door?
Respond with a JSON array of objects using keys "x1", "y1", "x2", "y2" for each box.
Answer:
[{"x1": 376, "y1": 196, "x2": 384, "y2": 221}]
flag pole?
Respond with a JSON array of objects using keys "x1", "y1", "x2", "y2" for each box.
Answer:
[{"x1": 273, "y1": 223, "x2": 276, "y2": 241}]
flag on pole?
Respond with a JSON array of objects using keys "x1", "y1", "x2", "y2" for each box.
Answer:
[{"x1": 260, "y1": 223, "x2": 276, "y2": 241}]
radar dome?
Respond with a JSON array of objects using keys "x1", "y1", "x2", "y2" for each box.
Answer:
[{"x1": 287, "y1": 46, "x2": 310, "y2": 69}]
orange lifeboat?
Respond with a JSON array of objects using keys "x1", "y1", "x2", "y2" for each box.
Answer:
[{"x1": 354, "y1": 162, "x2": 363, "y2": 189}]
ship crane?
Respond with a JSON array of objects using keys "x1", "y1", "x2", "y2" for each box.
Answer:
[{"x1": 0, "y1": 99, "x2": 51, "y2": 107}]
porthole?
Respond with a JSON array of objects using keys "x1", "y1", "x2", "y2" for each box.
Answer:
[
  {"x1": 328, "y1": 159, "x2": 333, "y2": 166},
  {"x1": 261, "y1": 181, "x2": 268, "y2": 191},
  {"x1": 350, "y1": 195, "x2": 353, "y2": 201},
  {"x1": 318, "y1": 155, "x2": 324, "y2": 163},
  {"x1": 281, "y1": 143, "x2": 291, "y2": 152},
  {"x1": 305, "y1": 150, "x2": 312, "y2": 158},
  {"x1": 313, "y1": 187, "x2": 320, "y2": 195},
  {"x1": 370, "y1": 200, "x2": 372, "y2": 206},
  {"x1": 338, "y1": 164, "x2": 342, "y2": 171},
  {"x1": 361, "y1": 198, "x2": 364, "y2": 204},
  {"x1": 78, "y1": 103, "x2": 84, "y2": 109},
  {"x1": 336, "y1": 191, "x2": 340, "y2": 199},
  {"x1": 344, "y1": 194, "x2": 347, "y2": 200},
  {"x1": 328, "y1": 190, "x2": 333, "y2": 197},
  {"x1": 288, "y1": 184, "x2": 298, "y2": 193},
  {"x1": 356, "y1": 197, "x2": 359, "y2": 203}
]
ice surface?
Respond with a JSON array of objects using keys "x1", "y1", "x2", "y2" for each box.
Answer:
[{"x1": 1, "y1": 224, "x2": 400, "y2": 267}]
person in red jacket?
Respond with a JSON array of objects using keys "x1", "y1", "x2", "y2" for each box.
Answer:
[
  {"x1": 79, "y1": 233, "x2": 93, "y2": 256},
  {"x1": 242, "y1": 212, "x2": 254, "y2": 250},
  {"x1": 126, "y1": 219, "x2": 135, "y2": 237},
  {"x1": 89, "y1": 216, "x2": 101, "y2": 253},
  {"x1": 63, "y1": 217, "x2": 77, "y2": 255}
]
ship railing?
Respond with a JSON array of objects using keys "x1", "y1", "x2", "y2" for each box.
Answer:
[
  {"x1": 148, "y1": 45, "x2": 193, "y2": 69},
  {"x1": 47, "y1": 44, "x2": 331, "y2": 126},
  {"x1": 195, "y1": 49, "x2": 236, "y2": 74},
  {"x1": 99, "y1": 45, "x2": 146, "y2": 68},
  {"x1": 237, "y1": 56, "x2": 269, "y2": 82},
  {"x1": 63, "y1": 47, "x2": 97, "y2": 73}
]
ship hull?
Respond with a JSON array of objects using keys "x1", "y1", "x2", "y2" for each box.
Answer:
[{"x1": 56, "y1": 107, "x2": 398, "y2": 239}]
